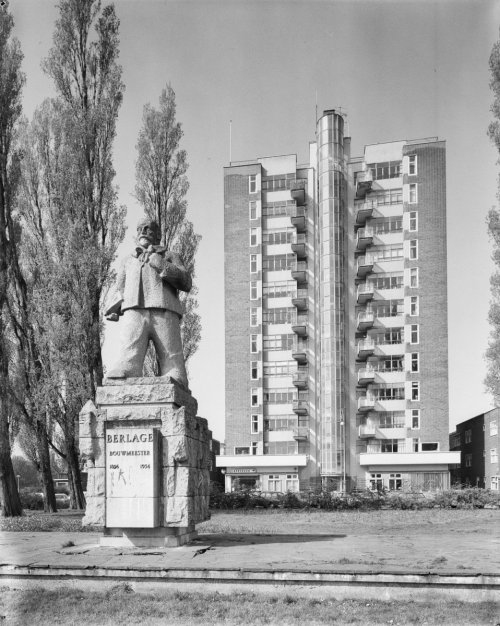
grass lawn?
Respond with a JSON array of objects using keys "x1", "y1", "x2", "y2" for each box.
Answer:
[{"x1": 1, "y1": 585, "x2": 498, "y2": 626}]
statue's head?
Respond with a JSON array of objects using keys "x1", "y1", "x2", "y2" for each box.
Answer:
[{"x1": 136, "y1": 218, "x2": 161, "y2": 247}]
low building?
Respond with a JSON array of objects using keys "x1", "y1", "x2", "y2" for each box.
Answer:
[{"x1": 449, "y1": 409, "x2": 500, "y2": 489}]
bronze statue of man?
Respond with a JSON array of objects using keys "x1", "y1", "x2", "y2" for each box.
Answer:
[{"x1": 105, "y1": 218, "x2": 191, "y2": 388}]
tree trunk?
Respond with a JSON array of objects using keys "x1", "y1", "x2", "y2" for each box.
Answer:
[
  {"x1": 66, "y1": 439, "x2": 86, "y2": 510},
  {"x1": 0, "y1": 397, "x2": 22, "y2": 517},
  {"x1": 36, "y1": 421, "x2": 57, "y2": 513}
]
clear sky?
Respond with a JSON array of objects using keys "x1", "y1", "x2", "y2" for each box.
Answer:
[{"x1": 10, "y1": 0, "x2": 500, "y2": 441}]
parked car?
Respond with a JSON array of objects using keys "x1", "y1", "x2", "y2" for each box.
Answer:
[{"x1": 55, "y1": 493, "x2": 70, "y2": 503}]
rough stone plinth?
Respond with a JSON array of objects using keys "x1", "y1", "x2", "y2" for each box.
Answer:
[{"x1": 79, "y1": 377, "x2": 211, "y2": 546}]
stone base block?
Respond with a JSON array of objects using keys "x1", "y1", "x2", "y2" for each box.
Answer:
[{"x1": 100, "y1": 525, "x2": 197, "y2": 547}]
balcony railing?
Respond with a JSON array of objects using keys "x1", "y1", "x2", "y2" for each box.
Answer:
[
  {"x1": 356, "y1": 255, "x2": 374, "y2": 278},
  {"x1": 358, "y1": 396, "x2": 375, "y2": 411},
  {"x1": 291, "y1": 233, "x2": 307, "y2": 258},
  {"x1": 292, "y1": 315, "x2": 308, "y2": 337},
  {"x1": 292, "y1": 371, "x2": 308, "y2": 389},
  {"x1": 292, "y1": 261, "x2": 308, "y2": 283},
  {"x1": 356, "y1": 227, "x2": 374, "y2": 251},
  {"x1": 292, "y1": 400, "x2": 308, "y2": 415},
  {"x1": 293, "y1": 426, "x2": 309, "y2": 441},
  {"x1": 357, "y1": 311, "x2": 375, "y2": 330},
  {"x1": 357, "y1": 283, "x2": 375, "y2": 304},
  {"x1": 291, "y1": 207, "x2": 307, "y2": 232}
]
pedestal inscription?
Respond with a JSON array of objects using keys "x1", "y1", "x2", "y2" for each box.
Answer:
[
  {"x1": 105, "y1": 427, "x2": 159, "y2": 528},
  {"x1": 80, "y1": 377, "x2": 211, "y2": 547}
]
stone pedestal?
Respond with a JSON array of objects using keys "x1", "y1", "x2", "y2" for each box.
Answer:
[{"x1": 79, "y1": 377, "x2": 211, "y2": 547}]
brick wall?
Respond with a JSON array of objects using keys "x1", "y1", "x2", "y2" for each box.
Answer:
[{"x1": 404, "y1": 141, "x2": 449, "y2": 450}]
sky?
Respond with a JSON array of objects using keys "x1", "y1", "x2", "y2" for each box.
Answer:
[{"x1": 9, "y1": 0, "x2": 500, "y2": 442}]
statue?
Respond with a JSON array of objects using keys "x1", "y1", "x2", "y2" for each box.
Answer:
[{"x1": 105, "y1": 218, "x2": 191, "y2": 388}]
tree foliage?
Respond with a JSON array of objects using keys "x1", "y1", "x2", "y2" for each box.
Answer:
[
  {"x1": 486, "y1": 33, "x2": 500, "y2": 403},
  {"x1": 135, "y1": 85, "x2": 201, "y2": 365},
  {"x1": 0, "y1": 4, "x2": 24, "y2": 516}
]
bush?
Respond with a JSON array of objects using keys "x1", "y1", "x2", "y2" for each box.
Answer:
[
  {"x1": 209, "y1": 487, "x2": 500, "y2": 511},
  {"x1": 20, "y1": 489, "x2": 44, "y2": 511}
]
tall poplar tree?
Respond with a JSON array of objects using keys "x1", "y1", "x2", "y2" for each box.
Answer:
[
  {"x1": 0, "y1": 4, "x2": 24, "y2": 516},
  {"x1": 43, "y1": 0, "x2": 126, "y2": 397},
  {"x1": 135, "y1": 85, "x2": 201, "y2": 366},
  {"x1": 486, "y1": 32, "x2": 500, "y2": 403}
]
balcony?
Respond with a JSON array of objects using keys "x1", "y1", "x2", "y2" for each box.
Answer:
[
  {"x1": 355, "y1": 201, "x2": 375, "y2": 225},
  {"x1": 356, "y1": 255, "x2": 374, "y2": 278},
  {"x1": 292, "y1": 348, "x2": 307, "y2": 364},
  {"x1": 359, "y1": 446, "x2": 461, "y2": 468},
  {"x1": 291, "y1": 234, "x2": 307, "y2": 258},
  {"x1": 292, "y1": 288, "x2": 308, "y2": 311},
  {"x1": 292, "y1": 400, "x2": 308, "y2": 415},
  {"x1": 292, "y1": 371, "x2": 308, "y2": 389},
  {"x1": 355, "y1": 170, "x2": 373, "y2": 200},
  {"x1": 292, "y1": 261, "x2": 308, "y2": 284},
  {"x1": 293, "y1": 426, "x2": 309, "y2": 441},
  {"x1": 356, "y1": 227, "x2": 374, "y2": 251},
  {"x1": 292, "y1": 315, "x2": 308, "y2": 337},
  {"x1": 357, "y1": 310, "x2": 375, "y2": 331},
  {"x1": 357, "y1": 366, "x2": 376, "y2": 386},
  {"x1": 290, "y1": 186, "x2": 306, "y2": 206},
  {"x1": 357, "y1": 338, "x2": 376, "y2": 360},
  {"x1": 358, "y1": 424, "x2": 377, "y2": 439},
  {"x1": 356, "y1": 283, "x2": 374, "y2": 304},
  {"x1": 291, "y1": 207, "x2": 307, "y2": 232},
  {"x1": 358, "y1": 396, "x2": 375, "y2": 412}
]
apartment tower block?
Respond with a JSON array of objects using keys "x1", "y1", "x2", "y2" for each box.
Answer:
[{"x1": 217, "y1": 110, "x2": 459, "y2": 492}]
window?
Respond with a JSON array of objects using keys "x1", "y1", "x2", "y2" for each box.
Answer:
[
  {"x1": 409, "y1": 183, "x2": 417, "y2": 203},
  {"x1": 263, "y1": 281, "x2": 296, "y2": 298},
  {"x1": 491, "y1": 476, "x2": 500, "y2": 491},
  {"x1": 250, "y1": 228, "x2": 258, "y2": 246},
  {"x1": 262, "y1": 307, "x2": 296, "y2": 325},
  {"x1": 409, "y1": 211, "x2": 418, "y2": 232},
  {"x1": 250, "y1": 335, "x2": 258, "y2": 353},
  {"x1": 250, "y1": 281, "x2": 258, "y2": 300},
  {"x1": 408, "y1": 155, "x2": 417, "y2": 176},
  {"x1": 262, "y1": 254, "x2": 296, "y2": 271},
  {"x1": 267, "y1": 474, "x2": 282, "y2": 491},
  {"x1": 411, "y1": 409, "x2": 420, "y2": 429},
  {"x1": 410, "y1": 296, "x2": 419, "y2": 316},
  {"x1": 381, "y1": 439, "x2": 399, "y2": 453},
  {"x1": 368, "y1": 161, "x2": 402, "y2": 180},
  {"x1": 411, "y1": 352, "x2": 419, "y2": 373},
  {"x1": 410, "y1": 267, "x2": 419, "y2": 288},
  {"x1": 251, "y1": 388, "x2": 259, "y2": 406},
  {"x1": 249, "y1": 201, "x2": 257, "y2": 220},
  {"x1": 370, "y1": 274, "x2": 403, "y2": 290},
  {"x1": 264, "y1": 441, "x2": 297, "y2": 455},
  {"x1": 413, "y1": 438, "x2": 420, "y2": 452},
  {"x1": 251, "y1": 442, "x2": 258, "y2": 455},
  {"x1": 263, "y1": 388, "x2": 296, "y2": 404},
  {"x1": 373, "y1": 386, "x2": 405, "y2": 400},
  {"x1": 265, "y1": 416, "x2": 297, "y2": 431},
  {"x1": 422, "y1": 442, "x2": 438, "y2": 451},
  {"x1": 491, "y1": 449, "x2": 498, "y2": 464},
  {"x1": 465, "y1": 453, "x2": 472, "y2": 467},
  {"x1": 263, "y1": 334, "x2": 294, "y2": 351},
  {"x1": 250, "y1": 254, "x2": 258, "y2": 273},
  {"x1": 235, "y1": 447, "x2": 250, "y2": 455},
  {"x1": 378, "y1": 412, "x2": 405, "y2": 428},
  {"x1": 465, "y1": 429, "x2": 472, "y2": 444},
  {"x1": 262, "y1": 228, "x2": 294, "y2": 245},
  {"x1": 490, "y1": 420, "x2": 498, "y2": 436},
  {"x1": 411, "y1": 381, "x2": 420, "y2": 401},
  {"x1": 251, "y1": 414, "x2": 259, "y2": 434},
  {"x1": 409, "y1": 240, "x2": 418, "y2": 260},
  {"x1": 263, "y1": 361, "x2": 296, "y2": 377},
  {"x1": 285, "y1": 474, "x2": 299, "y2": 492},
  {"x1": 410, "y1": 324, "x2": 419, "y2": 344},
  {"x1": 389, "y1": 473, "x2": 402, "y2": 491},
  {"x1": 370, "y1": 473, "x2": 383, "y2": 491},
  {"x1": 250, "y1": 361, "x2": 258, "y2": 380},
  {"x1": 250, "y1": 307, "x2": 258, "y2": 327},
  {"x1": 249, "y1": 174, "x2": 257, "y2": 193},
  {"x1": 450, "y1": 432, "x2": 461, "y2": 448}
]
